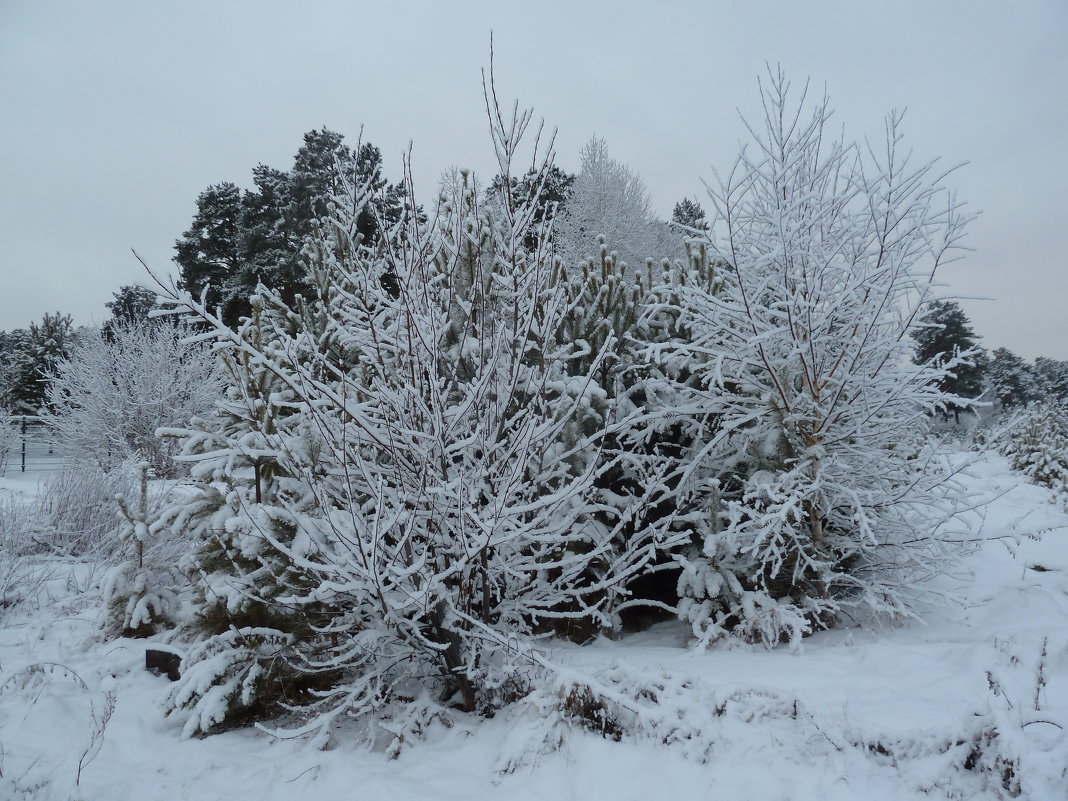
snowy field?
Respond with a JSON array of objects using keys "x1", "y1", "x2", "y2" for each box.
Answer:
[{"x1": 0, "y1": 453, "x2": 1065, "y2": 800}]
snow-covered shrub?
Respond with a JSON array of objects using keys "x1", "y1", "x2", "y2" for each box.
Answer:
[
  {"x1": 0, "y1": 492, "x2": 59, "y2": 617},
  {"x1": 655, "y1": 68, "x2": 977, "y2": 646},
  {"x1": 44, "y1": 322, "x2": 222, "y2": 477},
  {"x1": 101, "y1": 463, "x2": 179, "y2": 637},
  {"x1": 31, "y1": 462, "x2": 134, "y2": 560},
  {"x1": 0, "y1": 464, "x2": 142, "y2": 616},
  {"x1": 1000, "y1": 402, "x2": 1068, "y2": 504},
  {"x1": 153, "y1": 87, "x2": 651, "y2": 737},
  {"x1": 161, "y1": 627, "x2": 300, "y2": 738}
]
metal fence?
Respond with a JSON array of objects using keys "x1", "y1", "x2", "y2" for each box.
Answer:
[{"x1": 1, "y1": 416, "x2": 67, "y2": 475}]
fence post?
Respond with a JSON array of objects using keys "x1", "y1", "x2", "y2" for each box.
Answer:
[{"x1": 21, "y1": 415, "x2": 27, "y2": 473}]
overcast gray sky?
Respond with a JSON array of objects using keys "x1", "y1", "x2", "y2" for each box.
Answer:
[{"x1": 1, "y1": 0, "x2": 1065, "y2": 358}]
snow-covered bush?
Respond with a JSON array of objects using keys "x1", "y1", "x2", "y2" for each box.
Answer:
[
  {"x1": 31, "y1": 462, "x2": 134, "y2": 560},
  {"x1": 102, "y1": 462, "x2": 179, "y2": 637},
  {"x1": 1000, "y1": 402, "x2": 1068, "y2": 504},
  {"x1": 154, "y1": 86, "x2": 650, "y2": 737},
  {"x1": 656, "y1": 68, "x2": 977, "y2": 646},
  {"x1": 0, "y1": 463, "x2": 142, "y2": 617},
  {"x1": 160, "y1": 628, "x2": 302, "y2": 738},
  {"x1": 0, "y1": 492, "x2": 58, "y2": 617},
  {"x1": 44, "y1": 322, "x2": 222, "y2": 477}
]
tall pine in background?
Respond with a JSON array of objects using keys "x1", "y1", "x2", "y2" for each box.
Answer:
[
  {"x1": 911, "y1": 300, "x2": 985, "y2": 423},
  {"x1": 173, "y1": 129, "x2": 403, "y2": 328}
]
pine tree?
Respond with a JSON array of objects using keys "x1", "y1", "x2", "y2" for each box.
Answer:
[
  {"x1": 7, "y1": 312, "x2": 77, "y2": 413},
  {"x1": 104, "y1": 285, "x2": 159, "y2": 338},
  {"x1": 1003, "y1": 402, "x2": 1068, "y2": 504},
  {"x1": 987, "y1": 347, "x2": 1036, "y2": 409},
  {"x1": 156, "y1": 91, "x2": 647, "y2": 738},
  {"x1": 0, "y1": 328, "x2": 30, "y2": 410},
  {"x1": 239, "y1": 165, "x2": 295, "y2": 304},
  {"x1": 488, "y1": 164, "x2": 575, "y2": 250},
  {"x1": 1032, "y1": 357, "x2": 1068, "y2": 403},
  {"x1": 911, "y1": 300, "x2": 985, "y2": 423},
  {"x1": 174, "y1": 131, "x2": 404, "y2": 329},
  {"x1": 174, "y1": 182, "x2": 245, "y2": 325},
  {"x1": 103, "y1": 462, "x2": 180, "y2": 637}
]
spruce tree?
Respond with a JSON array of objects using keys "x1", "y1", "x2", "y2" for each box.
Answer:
[{"x1": 671, "y1": 198, "x2": 706, "y2": 230}]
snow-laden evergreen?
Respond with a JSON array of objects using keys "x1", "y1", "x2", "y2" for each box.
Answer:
[
  {"x1": 999, "y1": 402, "x2": 1068, "y2": 505},
  {"x1": 102, "y1": 462, "x2": 179, "y2": 638},
  {"x1": 153, "y1": 90, "x2": 657, "y2": 737}
]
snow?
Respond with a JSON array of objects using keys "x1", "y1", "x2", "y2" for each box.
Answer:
[{"x1": 0, "y1": 452, "x2": 1065, "y2": 800}]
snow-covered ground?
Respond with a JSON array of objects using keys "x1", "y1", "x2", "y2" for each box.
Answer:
[{"x1": 0, "y1": 454, "x2": 1065, "y2": 800}]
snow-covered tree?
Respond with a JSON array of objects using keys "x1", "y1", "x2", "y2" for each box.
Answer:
[
  {"x1": 659, "y1": 68, "x2": 976, "y2": 646},
  {"x1": 155, "y1": 88, "x2": 648, "y2": 738},
  {"x1": 0, "y1": 328, "x2": 29, "y2": 410},
  {"x1": 6, "y1": 312, "x2": 78, "y2": 414},
  {"x1": 986, "y1": 347, "x2": 1036, "y2": 410},
  {"x1": 1032, "y1": 357, "x2": 1068, "y2": 404},
  {"x1": 44, "y1": 323, "x2": 222, "y2": 477},
  {"x1": 0, "y1": 406, "x2": 16, "y2": 475},
  {"x1": 1001, "y1": 402, "x2": 1068, "y2": 504},
  {"x1": 556, "y1": 137, "x2": 677, "y2": 273},
  {"x1": 102, "y1": 462, "x2": 180, "y2": 637}
]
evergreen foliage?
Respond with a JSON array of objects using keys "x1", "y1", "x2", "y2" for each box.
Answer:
[
  {"x1": 671, "y1": 198, "x2": 706, "y2": 230},
  {"x1": 174, "y1": 182, "x2": 245, "y2": 323},
  {"x1": 6, "y1": 312, "x2": 78, "y2": 414},
  {"x1": 1001, "y1": 402, "x2": 1068, "y2": 504},
  {"x1": 0, "y1": 328, "x2": 30, "y2": 410},
  {"x1": 911, "y1": 300, "x2": 985, "y2": 423},
  {"x1": 155, "y1": 91, "x2": 655, "y2": 737},
  {"x1": 103, "y1": 463, "x2": 180, "y2": 638},
  {"x1": 104, "y1": 285, "x2": 161, "y2": 339},
  {"x1": 1032, "y1": 357, "x2": 1068, "y2": 404},
  {"x1": 173, "y1": 130, "x2": 403, "y2": 328},
  {"x1": 986, "y1": 348, "x2": 1037, "y2": 410},
  {"x1": 124, "y1": 66, "x2": 991, "y2": 743}
]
